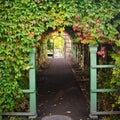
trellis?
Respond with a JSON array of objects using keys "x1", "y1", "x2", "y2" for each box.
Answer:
[{"x1": 89, "y1": 45, "x2": 120, "y2": 119}]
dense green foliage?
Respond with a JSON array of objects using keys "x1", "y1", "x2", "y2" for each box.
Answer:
[
  {"x1": 0, "y1": 0, "x2": 120, "y2": 114},
  {"x1": 0, "y1": 0, "x2": 78, "y2": 112},
  {"x1": 73, "y1": 0, "x2": 120, "y2": 44}
]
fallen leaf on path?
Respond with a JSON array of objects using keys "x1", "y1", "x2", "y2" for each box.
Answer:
[{"x1": 66, "y1": 111, "x2": 71, "y2": 114}]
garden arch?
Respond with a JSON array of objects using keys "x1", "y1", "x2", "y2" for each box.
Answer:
[
  {"x1": 1, "y1": 31, "x2": 120, "y2": 120},
  {"x1": 46, "y1": 31, "x2": 72, "y2": 59},
  {"x1": 0, "y1": 0, "x2": 120, "y2": 119}
]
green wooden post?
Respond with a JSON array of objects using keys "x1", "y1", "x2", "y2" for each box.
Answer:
[
  {"x1": 89, "y1": 45, "x2": 98, "y2": 119},
  {"x1": 29, "y1": 47, "x2": 37, "y2": 118}
]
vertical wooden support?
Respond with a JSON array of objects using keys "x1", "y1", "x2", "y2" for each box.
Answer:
[
  {"x1": 29, "y1": 47, "x2": 37, "y2": 118},
  {"x1": 89, "y1": 45, "x2": 98, "y2": 119}
]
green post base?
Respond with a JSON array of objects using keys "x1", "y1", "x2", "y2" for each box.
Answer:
[
  {"x1": 89, "y1": 114, "x2": 98, "y2": 119},
  {"x1": 29, "y1": 113, "x2": 37, "y2": 119}
]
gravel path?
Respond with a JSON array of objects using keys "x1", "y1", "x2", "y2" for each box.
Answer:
[{"x1": 36, "y1": 58, "x2": 89, "y2": 120}]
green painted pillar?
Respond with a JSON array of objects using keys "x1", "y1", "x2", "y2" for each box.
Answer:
[
  {"x1": 29, "y1": 47, "x2": 37, "y2": 118},
  {"x1": 89, "y1": 45, "x2": 98, "y2": 119}
]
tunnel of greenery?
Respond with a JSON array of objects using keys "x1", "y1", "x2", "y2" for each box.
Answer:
[{"x1": 0, "y1": 0, "x2": 120, "y2": 118}]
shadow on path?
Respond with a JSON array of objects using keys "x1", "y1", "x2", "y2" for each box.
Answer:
[{"x1": 37, "y1": 58, "x2": 89, "y2": 120}]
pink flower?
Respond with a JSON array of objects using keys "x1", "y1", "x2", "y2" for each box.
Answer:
[{"x1": 97, "y1": 47, "x2": 105, "y2": 58}]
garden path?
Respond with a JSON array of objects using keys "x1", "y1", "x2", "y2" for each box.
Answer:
[{"x1": 37, "y1": 58, "x2": 89, "y2": 120}]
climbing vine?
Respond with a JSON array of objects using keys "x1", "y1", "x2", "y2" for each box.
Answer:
[
  {"x1": 0, "y1": 0, "x2": 120, "y2": 115},
  {"x1": 73, "y1": 0, "x2": 120, "y2": 45},
  {"x1": 0, "y1": 0, "x2": 78, "y2": 112}
]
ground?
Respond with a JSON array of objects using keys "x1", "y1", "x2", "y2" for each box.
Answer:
[{"x1": 36, "y1": 58, "x2": 90, "y2": 120}]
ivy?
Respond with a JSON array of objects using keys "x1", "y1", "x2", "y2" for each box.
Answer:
[
  {"x1": 0, "y1": 0, "x2": 120, "y2": 113},
  {"x1": 0, "y1": 0, "x2": 78, "y2": 112},
  {"x1": 72, "y1": 0, "x2": 120, "y2": 44}
]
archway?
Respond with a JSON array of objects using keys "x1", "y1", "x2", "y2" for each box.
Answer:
[
  {"x1": 47, "y1": 33, "x2": 65, "y2": 58},
  {"x1": 36, "y1": 42, "x2": 89, "y2": 120},
  {"x1": 0, "y1": 0, "x2": 120, "y2": 119},
  {"x1": 46, "y1": 31, "x2": 72, "y2": 59}
]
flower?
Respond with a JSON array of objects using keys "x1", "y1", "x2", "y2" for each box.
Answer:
[{"x1": 97, "y1": 46, "x2": 105, "y2": 58}]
